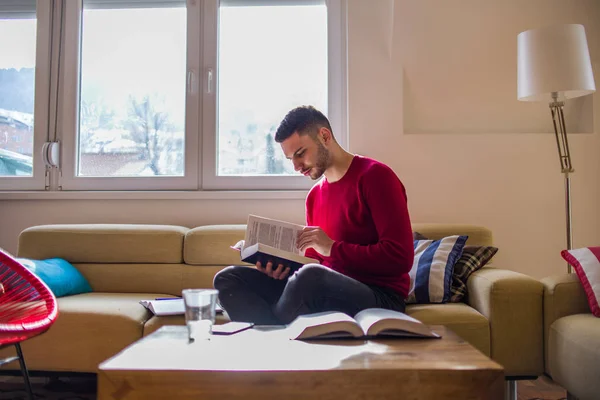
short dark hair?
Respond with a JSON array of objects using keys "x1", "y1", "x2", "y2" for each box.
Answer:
[{"x1": 274, "y1": 105, "x2": 332, "y2": 143}]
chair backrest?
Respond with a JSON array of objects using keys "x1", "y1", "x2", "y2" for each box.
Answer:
[{"x1": 0, "y1": 250, "x2": 58, "y2": 345}]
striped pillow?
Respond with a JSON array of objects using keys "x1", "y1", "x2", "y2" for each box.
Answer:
[
  {"x1": 561, "y1": 247, "x2": 600, "y2": 317},
  {"x1": 407, "y1": 235, "x2": 468, "y2": 304}
]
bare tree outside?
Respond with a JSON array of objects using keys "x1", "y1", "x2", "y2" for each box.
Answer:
[{"x1": 125, "y1": 94, "x2": 174, "y2": 175}]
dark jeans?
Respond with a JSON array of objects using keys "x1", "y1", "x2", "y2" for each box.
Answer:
[{"x1": 213, "y1": 263, "x2": 406, "y2": 325}]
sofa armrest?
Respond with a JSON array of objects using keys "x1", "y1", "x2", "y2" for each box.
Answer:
[
  {"x1": 540, "y1": 273, "x2": 590, "y2": 368},
  {"x1": 541, "y1": 273, "x2": 589, "y2": 328},
  {"x1": 466, "y1": 267, "x2": 544, "y2": 378}
]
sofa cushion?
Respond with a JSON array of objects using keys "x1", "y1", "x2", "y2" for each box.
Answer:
[
  {"x1": 183, "y1": 265, "x2": 230, "y2": 291},
  {"x1": 0, "y1": 292, "x2": 163, "y2": 373},
  {"x1": 406, "y1": 302, "x2": 490, "y2": 356},
  {"x1": 184, "y1": 225, "x2": 247, "y2": 266},
  {"x1": 73, "y1": 263, "x2": 184, "y2": 296},
  {"x1": 18, "y1": 224, "x2": 188, "y2": 263},
  {"x1": 547, "y1": 314, "x2": 600, "y2": 400}
]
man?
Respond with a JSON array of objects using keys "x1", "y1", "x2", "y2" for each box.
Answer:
[{"x1": 213, "y1": 106, "x2": 414, "y2": 325}]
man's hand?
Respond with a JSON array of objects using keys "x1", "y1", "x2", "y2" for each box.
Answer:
[
  {"x1": 256, "y1": 261, "x2": 291, "y2": 280},
  {"x1": 297, "y1": 226, "x2": 334, "y2": 257}
]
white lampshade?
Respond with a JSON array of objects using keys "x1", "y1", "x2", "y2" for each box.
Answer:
[{"x1": 517, "y1": 24, "x2": 596, "y2": 102}]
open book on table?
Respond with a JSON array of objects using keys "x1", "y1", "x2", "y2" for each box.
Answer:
[
  {"x1": 286, "y1": 308, "x2": 441, "y2": 340},
  {"x1": 139, "y1": 298, "x2": 223, "y2": 317},
  {"x1": 231, "y1": 214, "x2": 318, "y2": 272}
]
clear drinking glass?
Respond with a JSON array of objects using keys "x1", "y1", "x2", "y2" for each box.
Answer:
[{"x1": 182, "y1": 289, "x2": 218, "y2": 341}]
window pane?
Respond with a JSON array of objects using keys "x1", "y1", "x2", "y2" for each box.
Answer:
[
  {"x1": 0, "y1": 15, "x2": 35, "y2": 177},
  {"x1": 217, "y1": 3, "x2": 327, "y2": 176},
  {"x1": 78, "y1": 4, "x2": 186, "y2": 177}
]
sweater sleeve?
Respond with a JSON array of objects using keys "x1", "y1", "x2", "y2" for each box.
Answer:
[
  {"x1": 304, "y1": 187, "x2": 325, "y2": 264},
  {"x1": 328, "y1": 164, "x2": 414, "y2": 276}
]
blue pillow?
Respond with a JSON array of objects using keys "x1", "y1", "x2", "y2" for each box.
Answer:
[
  {"x1": 406, "y1": 235, "x2": 468, "y2": 304},
  {"x1": 17, "y1": 257, "x2": 92, "y2": 298}
]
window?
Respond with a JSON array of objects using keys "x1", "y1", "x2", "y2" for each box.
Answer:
[
  {"x1": 59, "y1": 0, "x2": 198, "y2": 190},
  {"x1": 217, "y1": 2, "x2": 326, "y2": 177},
  {"x1": 0, "y1": 0, "x2": 50, "y2": 189},
  {"x1": 0, "y1": 0, "x2": 347, "y2": 191},
  {"x1": 0, "y1": 9, "x2": 35, "y2": 176},
  {"x1": 202, "y1": 0, "x2": 346, "y2": 190},
  {"x1": 77, "y1": 5, "x2": 187, "y2": 178}
]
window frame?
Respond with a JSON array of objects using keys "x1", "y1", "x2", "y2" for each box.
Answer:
[
  {"x1": 57, "y1": 0, "x2": 200, "y2": 191},
  {"x1": 201, "y1": 0, "x2": 347, "y2": 190},
  {"x1": 0, "y1": 0, "x2": 347, "y2": 192},
  {"x1": 0, "y1": 0, "x2": 51, "y2": 190}
]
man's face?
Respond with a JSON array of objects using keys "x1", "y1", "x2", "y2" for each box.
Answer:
[{"x1": 280, "y1": 130, "x2": 331, "y2": 180}]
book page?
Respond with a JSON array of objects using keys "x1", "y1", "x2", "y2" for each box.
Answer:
[
  {"x1": 245, "y1": 215, "x2": 305, "y2": 254},
  {"x1": 285, "y1": 311, "x2": 363, "y2": 340},
  {"x1": 354, "y1": 308, "x2": 438, "y2": 338}
]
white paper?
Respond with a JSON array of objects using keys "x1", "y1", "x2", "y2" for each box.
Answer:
[
  {"x1": 139, "y1": 299, "x2": 185, "y2": 316},
  {"x1": 245, "y1": 215, "x2": 305, "y2": 255},
  {"x1": 139, "y1": 299, "x2": 223, "y2": 316}
]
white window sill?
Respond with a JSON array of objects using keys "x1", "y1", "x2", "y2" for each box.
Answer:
[{"x1": 0, "y1": 190, "x2": 309, "y2": 201}]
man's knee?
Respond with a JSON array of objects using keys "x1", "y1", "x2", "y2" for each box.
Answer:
[
  {"x1": 291, "y1": 264, "x2": 329, "y2": 290},
  {"x1": 213, "y1": 265, "x2": 242, "y2": 290}
]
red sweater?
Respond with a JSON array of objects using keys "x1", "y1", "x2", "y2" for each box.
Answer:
[{"x1": 304, "y1": 155, "x2": 414, "y2": 298}]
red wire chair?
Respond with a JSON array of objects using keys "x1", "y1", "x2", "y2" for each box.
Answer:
[{"x1": 0, "y1": 249, "x2": 59, "y2": 400}]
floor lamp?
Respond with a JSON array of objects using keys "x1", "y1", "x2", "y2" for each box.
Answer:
[{"x1": 517, "y1": 24, "x2": 596, "y2": 273}]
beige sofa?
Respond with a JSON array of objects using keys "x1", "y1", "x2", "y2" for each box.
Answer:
[
  {"x1": 542, "y1": 273, "x2": 600, "y2": 400},
  {"x1": 1, "y1": 223, "x2": 544, "y2": 381}
]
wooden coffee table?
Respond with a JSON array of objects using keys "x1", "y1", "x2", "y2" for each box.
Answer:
[{"x1": 98, "y1": 325, "x2": 504, "y2": 400}]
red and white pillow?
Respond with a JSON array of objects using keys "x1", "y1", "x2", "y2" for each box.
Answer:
[{"x1": 561, "y1": 247, "x2": 600, "y2": 317}]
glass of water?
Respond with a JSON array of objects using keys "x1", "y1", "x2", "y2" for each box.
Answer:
[{"x1": 182, "y1": 288, "x2": 219, "y2": 341}]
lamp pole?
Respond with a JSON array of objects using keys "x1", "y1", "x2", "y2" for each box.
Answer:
[{"x1": 549, "y1": 92, "x2": 574, "y2": 272}]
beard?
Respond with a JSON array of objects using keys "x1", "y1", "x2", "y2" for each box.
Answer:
[{"x1": 308, "y1": 141, "x2": 331, "y2": 180}]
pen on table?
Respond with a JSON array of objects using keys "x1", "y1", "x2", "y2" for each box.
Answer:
[{"x1": 154, "y1": 297, "x2": 182, "y2": 301}]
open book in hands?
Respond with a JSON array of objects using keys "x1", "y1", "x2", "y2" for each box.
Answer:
[
  {"x1": 231, "y1": 215, "x2": 318, "y2": 272},
  {"x1": 286, "y1": 308, "x2": 441, "y2": 340}
]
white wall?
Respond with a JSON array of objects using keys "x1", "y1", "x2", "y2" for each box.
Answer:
[
  {"x1": 1, "y1": 0, "x2": 599, "y2": 279},
  {"x1": 347, "y1": 0, "x2": 600, "y2": 279}
]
